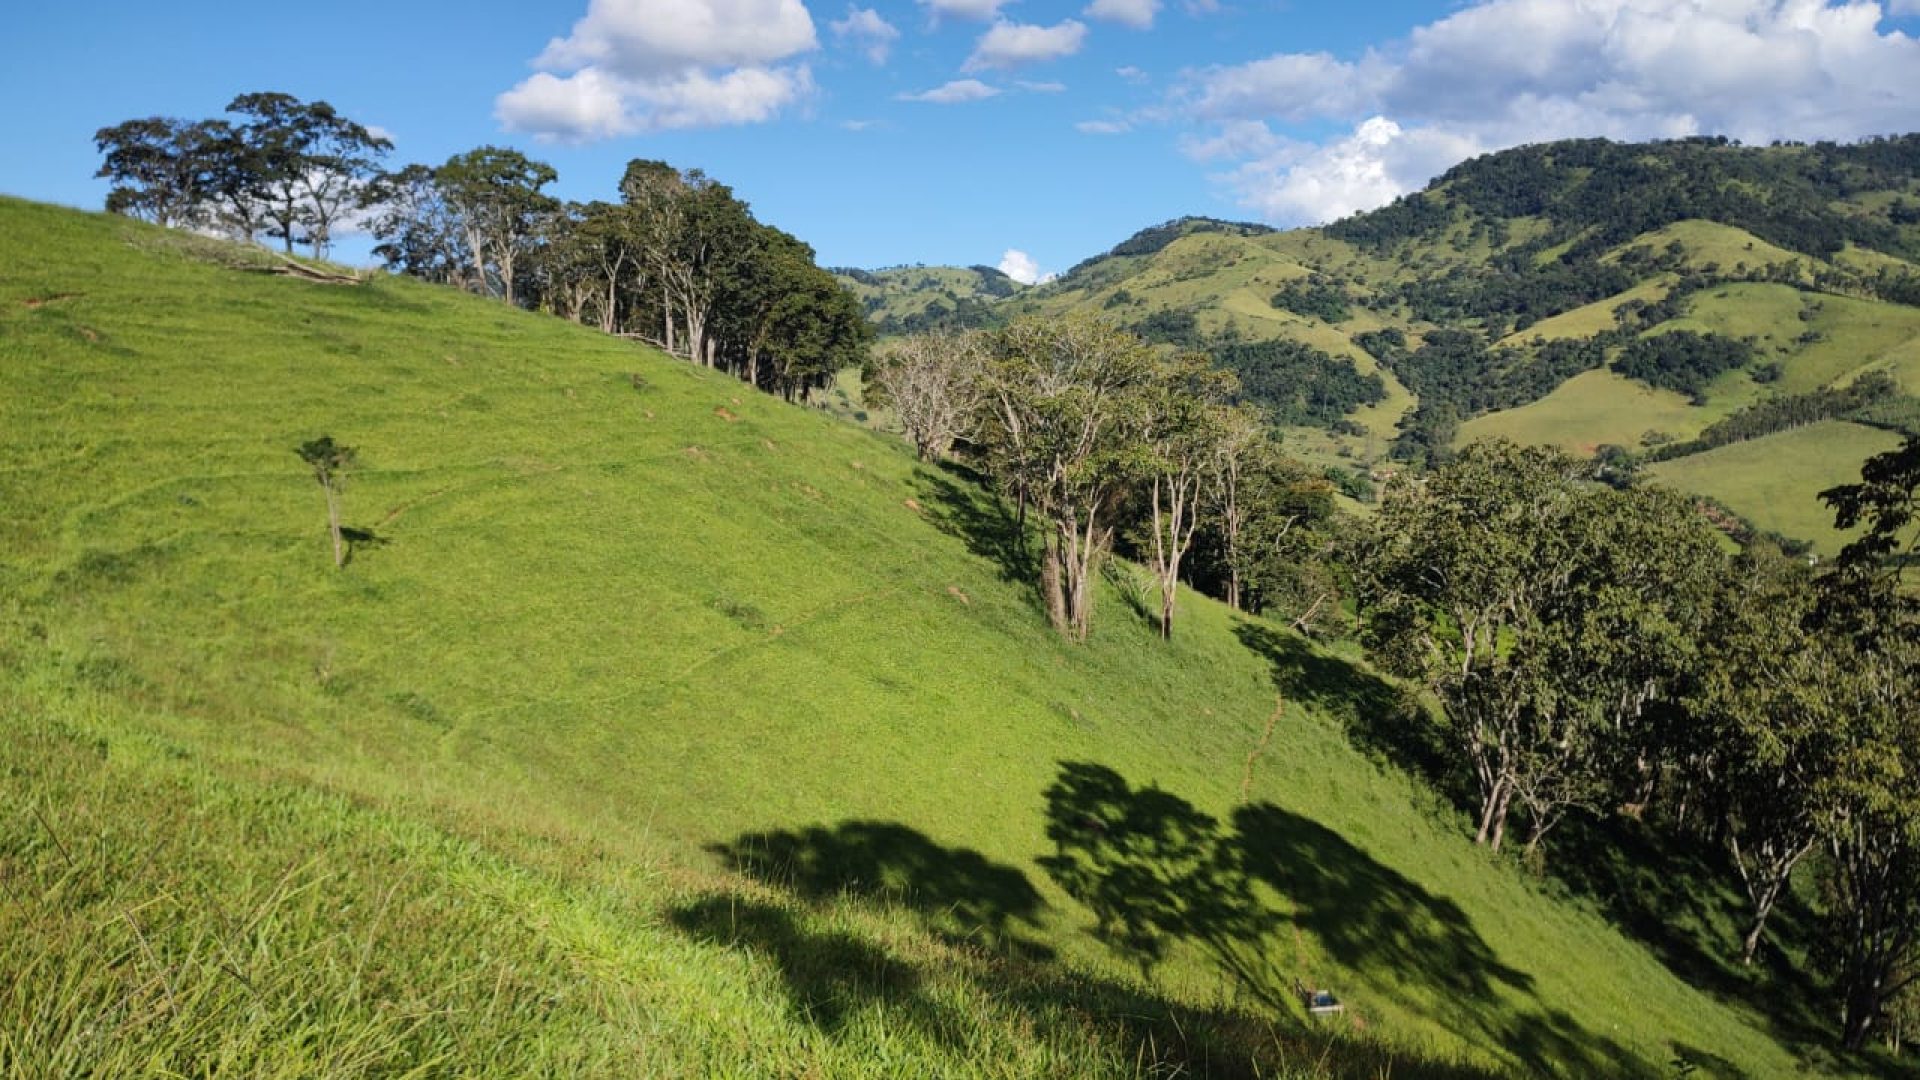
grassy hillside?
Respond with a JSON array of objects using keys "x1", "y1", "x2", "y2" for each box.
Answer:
[
  {"x1": 841, "y1": 139, "x2": 1920, "y2": 551},
  {"x1": 0, "y1": 197, "x2": 1879, "y2": 1077},
  {"x1": 832, "y1": 263, "x2": 1022, "y2": 336},
  {"x1": 1643, "y1": 420, "x2": 1904, "y2": 556}
]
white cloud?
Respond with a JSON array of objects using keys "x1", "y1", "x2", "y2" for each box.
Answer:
[
  {"x1": 898, "y1": 78, "x2": 1003, "y2": 103},
  {"x1": 842, "y1": 118, "x2": 876, "y2": 130},
  {"x1": 832, "y1": 6, "x2": 899, "y2": 64},
  {"x1": 997, "y1": 248, "x2": 1051, "y2": 284},
  {"x1": 1084, "y1": 0, "x2": 1159, "y2": 29},
  {"x1": 1185, "y1": 51, "x2": 1378, "y2": 122},
  {"x1": 918, "y1": 0, "x2": 1015, "y2": 20},
  {"x1": 1893, "y1": 0, "x2": 1920, "y2": 14},
  {"x1": 1178, "y1": 119, "x2": 1283, "y2": 161},
  {"x1": 1180, "y1": 0, "x2": 1920, "y2": 224},
  {"x1": 1077, "y1": 119, "x2": 1132, "y2": 133},
  {"x1": 1217, "y1": 117, "x2": 1481, "y2": 225},
  {"x1": 1018, "y1": 79, "x2": 1068, "y2": 92},
  {"x1": 499, "y1": 66, "x2": 813, "y2": 140},
  {"x1": 497, "y1": 69, "x2": 635, "y2": 140},
  {"x1": 1115, "y1": 64, "x2": 1149, "y2": 83},
  {"x1": 964, "y1": 19, "x2": 1088, "y2": 71},
  {"x1": 536, "y1": 0, "x2": 816, "y2": 73},
  {"x1": 634, "y1": 66, "x2": 816, "y2": 129},
  {"x1": 498, "y1": 0, "x2": 818, "y2": 140}
]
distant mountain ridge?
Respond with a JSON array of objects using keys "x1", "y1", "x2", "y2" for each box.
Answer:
[{"x1": 844, "y1": 135, "x2": 1920, "y2": 554}]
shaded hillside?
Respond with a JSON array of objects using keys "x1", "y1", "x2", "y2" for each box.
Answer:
[{"x1": 0, "y1": 197, "x2": 1852, "y2": 1076}]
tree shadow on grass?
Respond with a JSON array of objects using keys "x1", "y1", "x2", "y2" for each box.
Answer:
[
  {"x1": 908, "y1": 463, "x2": 1036, "y2": 599},
  {"x1": 1229, "y1": 622, "x2": 1823, "y2": 1073},
  {"x1": 669, "y1": 896, "x2": 928, "y2": 1035},
  {"x1": 1042, "y1": 761, "x2": 1660, "y2": 1078},
  {"x1": 1545, "y1": 812, "x2": 1837, "y2": 1055},
  {"x1": 1234, "y1": 620, "x2": 1466, "y2": 807},
  {"x1": 339, "y1": 525, "x2": 388, "y2": 566},
  {"x1": 686, "y1": 816, "x2": 1508, "y2": 1079},
  {"x1": 711, "y1": 819, "x2": 1051, "y2": 958}
]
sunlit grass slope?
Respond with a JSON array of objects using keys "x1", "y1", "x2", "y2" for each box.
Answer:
[
  {"x1": 0, "y1": 198, "x2": 1855, "y2": 1077},
  {"x1": 1643, "y1": 420, "x2": 1903, "y2": 556}
]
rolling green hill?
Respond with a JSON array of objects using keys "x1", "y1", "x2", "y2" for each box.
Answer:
[
  {"x1": 832, "y1": 263, "x2": 1024, "y2": 336},
  {"x1": 848, "y1": 138, "x2": 1920, "y2": 554},
  {"x1": 0, "y1": 196, "x2": 1885, "y2": 1077}
]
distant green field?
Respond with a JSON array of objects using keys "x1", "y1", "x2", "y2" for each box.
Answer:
[
  {"x1": 1458, "y1": 369, "x2": 1712, "y2": 452},
  {"x1": 1643, "y1": 420, "x2": 1902, "y2": 556},
  {"x1": 1619, "y1": 219, "x2": 1809, "y2": 277},
  {"x1": 1465, "y1": 281, "x2": 1920, "y2": 515},
  {"x1": 0, "y1": 197, "x2": 1873, "y2": 1078},
  {"x1": 1495, "y1": 277, "x2": 1670, "y2": 346}
]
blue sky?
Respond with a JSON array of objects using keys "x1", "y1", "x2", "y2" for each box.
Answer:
[{"x1": 5, "y1": 1, "x2": 1919, "y2": 279}]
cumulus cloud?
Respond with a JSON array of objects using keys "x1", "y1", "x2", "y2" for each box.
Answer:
[
  {"x1": 1179, "y1": 0, "x2": 1920, "y2": 224},
  {"x1": 997, "y1": 248, "x2": 1052, "y2": 284},
  {"x1": 832, "y1": 6, "x2": 899, "y2": 64},
  {"x1": 1084, "y1": 0, "x2": 1159, "y2": 29},
  {"x1": 497, "y1": 69, "x2": 635, "y2": 140},
  {"x1": 1215, "y1": 117, "x2": 1482, "y2": 224},
  {"x1": 497, "y1": 0, "x2": 818, "y2": 140},
  {"x1": 918, "y1": 0, "x2": 1015, "y2": 20},
  {"x1": 536, "y1": 0, "x2": 816, "y2": 73},
  {"x1": 1186, "y1": 51, "x2": 1378, "y2": 122},
  {"x1": 1115, "y1": 64, "x2": 1150, "y2": 83},
  {"x1": 1077, "y1": 119, "x2": 1132, "y2": 133},
  {"x1": 898, "y1": 78, "x2": 1003, "y2": 103},
  {"x1": 1018, "y1": 79, "x2": 1068, "y2": 92},
  {"x1": 965, "y1": 19, "x2": 1088, "y2": 70}
]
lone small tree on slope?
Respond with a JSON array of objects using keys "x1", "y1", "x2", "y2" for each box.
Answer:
[{"x1": 297, "y1": 436, "x2": 356, "y2": 569}]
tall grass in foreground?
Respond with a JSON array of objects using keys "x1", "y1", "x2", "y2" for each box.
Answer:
[{"x1": 3, "y1": 707, "x2": 1502, "y2": 1078}]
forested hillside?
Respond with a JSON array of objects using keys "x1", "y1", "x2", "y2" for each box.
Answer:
[
  {"x1": 831, "y1": 262, "x2": 1026, "y2": 336},
  {"x1": 858, "y1": 136, "x2": 1920, "y2": 554}
]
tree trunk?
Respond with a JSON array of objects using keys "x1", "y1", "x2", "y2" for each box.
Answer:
[
  {"x1": 1522, "y1": 813, "x2": 1560, "y2": 861},
  {"x1": 662, "y1": 285, "x2": 675, "y2": 356},
  {"x1": 1042, "y1": 532, "x2": 1069, "y2": 635},
  {"x1": 1476, "y1": 777, "x2": 1512, "y2": 850},
  {"x1": 1844, "y1": 984, "x2": 1880, "y2": 1051},
  {"x1": 463, "y1": 226, "x2": 488, "y2": 297},
  {"x1": 324, "y1": 481, "x2": 345, "y2": 570},
  {"x1": 1290, "y1": 592, "x2": 1328, "y2": 635},
  {"x1": 1740, "y1": 913, "x2": 1770, "y2": 967},
  {"x1": 1064, "y1": 514, "x2": 1103, "y2": 643}
]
